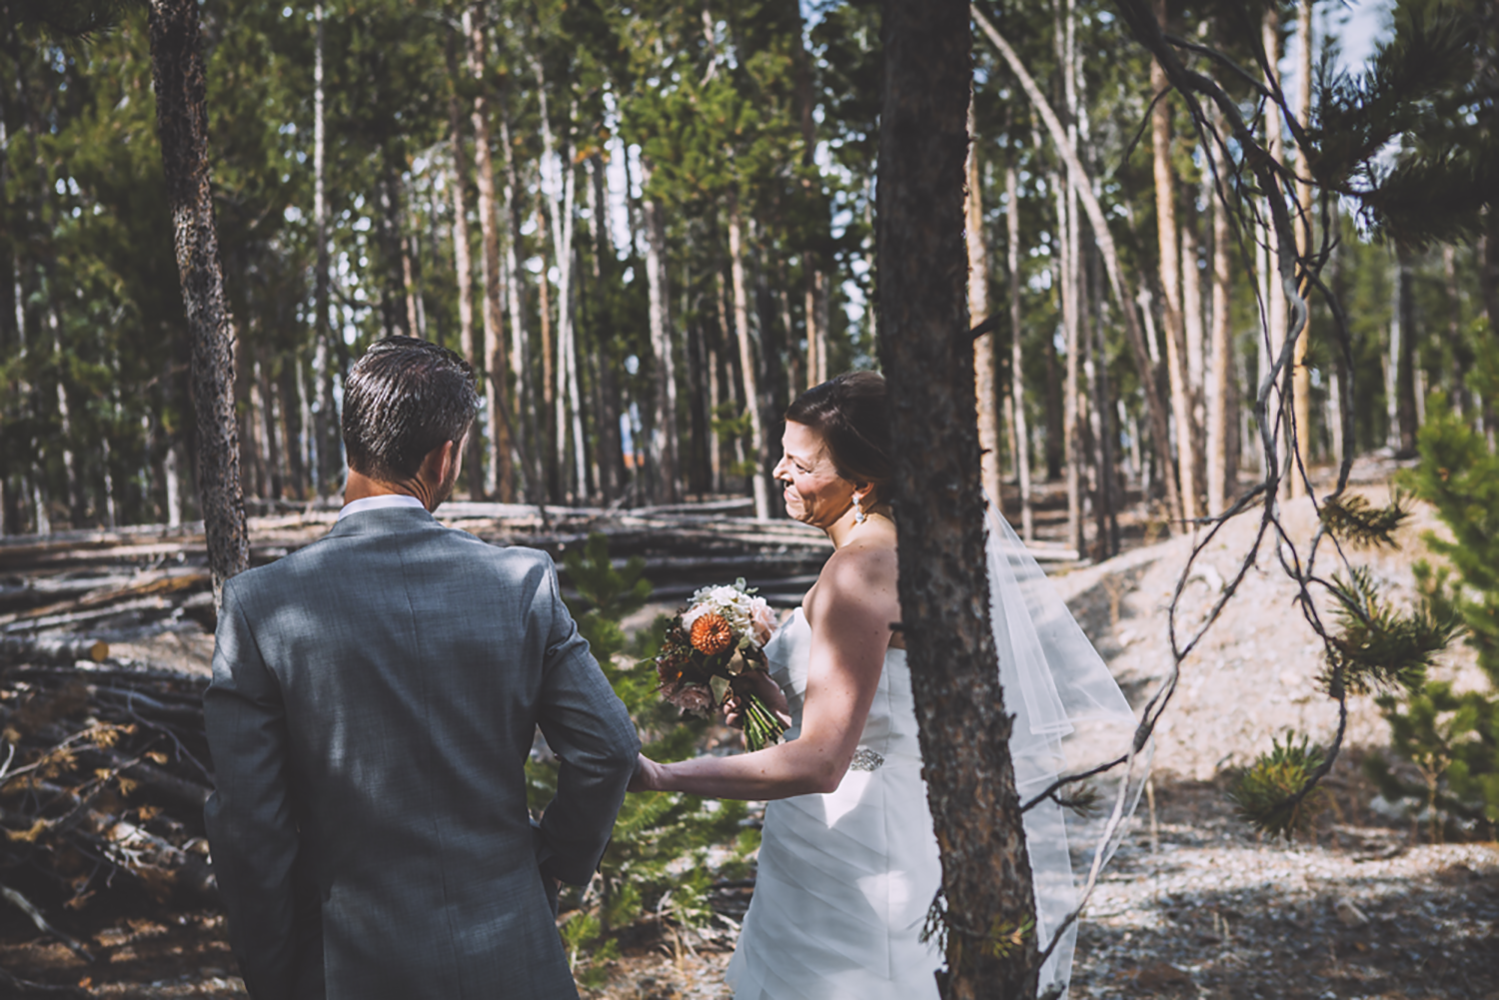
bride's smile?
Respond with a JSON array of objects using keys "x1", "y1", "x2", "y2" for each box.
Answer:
[{"x1": 773, "y1": 420, "x2": 875, "y2": 542}]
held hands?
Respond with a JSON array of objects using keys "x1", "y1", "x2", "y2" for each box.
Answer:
[{"x1": 628, "y1": 754, "x2": 665, "y2": 793}]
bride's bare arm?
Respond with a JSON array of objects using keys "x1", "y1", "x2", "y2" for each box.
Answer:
[{"x1": 631, "y1": 545, "x2": 899, "y2": 800}]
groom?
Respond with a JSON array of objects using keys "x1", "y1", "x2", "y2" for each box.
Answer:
[{"x1": 204, "y1": 336, "x2": 639, "y2": 999}]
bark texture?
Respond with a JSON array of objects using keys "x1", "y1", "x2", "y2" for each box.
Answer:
[
  {"x1": 966, "y1": 101, "x2": 1001, "y2": 511},
  {"x1": 877, "y1": 2, "x2": 1038, "y2": 996},
  {"x1": 1150, "y1": 0, "x2": 1199, "y2": 522},
  {"x1": 147, "y1": 0, "x2": 248, "y2": 603},
  {"x1": 1290, "y1": 0, "x2": 1315, "y2": 496},
  {"x1": 466, "y1": 8, "x2": 513, "y2": 502}
]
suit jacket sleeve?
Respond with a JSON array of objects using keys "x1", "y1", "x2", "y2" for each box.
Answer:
[
  {"x1": 203, "y1": 577, "x2": 316, "y2": 998},
  {"x1": 532, "y1": 560, "x2": 641, "y2": 884}
]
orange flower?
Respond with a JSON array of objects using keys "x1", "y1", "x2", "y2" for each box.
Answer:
[{"x1": 690, "y1": 612, "x2": 734, "y2": 655}]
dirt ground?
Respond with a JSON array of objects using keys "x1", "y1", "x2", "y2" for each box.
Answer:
[{"x1": 3, "y1": 470, "x2": 1496, "y2": 998}]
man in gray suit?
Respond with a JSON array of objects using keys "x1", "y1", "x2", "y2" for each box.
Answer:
[{"x1": 204, "y1": 336, "x2": 639, "y2": 999}]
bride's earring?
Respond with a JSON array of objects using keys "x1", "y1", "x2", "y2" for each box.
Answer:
[{"x1": 852, "y1": 493, "x2": 867, "y2": 525}]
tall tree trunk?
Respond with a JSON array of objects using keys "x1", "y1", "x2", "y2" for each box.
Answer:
[
  {"x1": 1151, "y1": 0, "x2": 1198, "y2": 524},
  {"x1": 1262, "y1": 7, "x2": 1292, "y2": 485},
  {"x1": 1054, "y1": 165, "x2": 1082, "y2": 550},
  {"x1": 312, "y1": 1, "x2": 340, "y2": 496},
  {"x1": 1290, "y1": 0, "x2": 1315, "y2": 496},
  {"x1": 974, "y1": 5, "x2": 1183, "y2": 528},
  {"x1": 644, "y1": 185, "x2": 681, "y2": 503},
  {"x1": 279, "y1": 356, "x2": 307, "y2": 499},
  {"x1": 879, "y1": 3, "x2": 1039, "y2": 996},
  {"x1": 1058, "y1": 0, "x2": 1083, "y2": 555},
  {"x1": 466, "y1": 8, "x2": 513, "y2": 502},
  {"x1": 1181, "y1": 205, "x2": 1206, "y2": 501},
  {"x1": 1006, "y1": 162, "x2": 1034, "y2": 541},
  {"x1": 257, "y1": 356, "x2": 284, "y2": 500},
  {"x1": 45, "y1": 306, "x2": 79, "y2": 523},
  {"x1": 1207, "y1": 134, "x2": 1234, "y2": 516},
  {"x1": 587, "y1": 152, "x2": 625, "y2": 501},
  {"x1": 1394, "y1": 248, "x2": 1418, "y2": 454},
  {"x1": 445, "y1": 33, "x2": 482, "y2": 498},
  {"x1": 966, "y1": 99, "x2": 1002, "y2": 511},
  {"x1": 727, "y1": 201, "x2": 769, "y2": 518},
  {"x1": 1044, "y1": 323, "x2": 1064, "y2": 482},
  {"x1": 501, "y1": 90, "x2": 544, "y2": 504},
  {"x1": 148, "y1": 0, "x2": 248, "y2": 599},
  {"x1": 536, "y1": 206, "x2": 558, "y2": 500}
]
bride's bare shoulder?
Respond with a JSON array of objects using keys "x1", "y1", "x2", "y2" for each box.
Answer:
[{"x1": 810, "y1": 538, "x2": 899, "y2": 607}]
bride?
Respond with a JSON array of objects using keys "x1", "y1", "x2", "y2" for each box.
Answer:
[{"x1": 628, "y1": 371, "x2": 1140, "y2": 1000}]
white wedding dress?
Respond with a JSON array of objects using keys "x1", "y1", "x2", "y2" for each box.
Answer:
[
  {"x1": 724, "y1": 504, "x2": 1146, "y2": 1000},
  {"x1": 724, "y1": 607, "x2": 944, "y2": 1000}
]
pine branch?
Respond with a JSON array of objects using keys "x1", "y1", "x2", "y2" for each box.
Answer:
[
  {"x1": 1319, "y1": 491, "x2": 1411, "y2": 550},
  {"x1": 1320, "y1": 566, "x2": 1462, "y2": 697}
]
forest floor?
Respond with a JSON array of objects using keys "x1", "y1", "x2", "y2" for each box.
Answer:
[{"x1": 2, "y1": 459, "x2": 1495, "y2": 998}]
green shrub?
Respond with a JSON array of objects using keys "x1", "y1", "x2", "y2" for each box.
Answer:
[
  {"x1": 529, "y1": 533, "x2": 759, "y2": 979},
  {"x1": 1370, "y1": 393, "x2": 1499, "y2": 839}
]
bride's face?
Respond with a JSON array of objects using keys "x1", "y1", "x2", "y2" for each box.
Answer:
[{"x1": 773, "y1": 421, "x2": 859, "y2": 530}]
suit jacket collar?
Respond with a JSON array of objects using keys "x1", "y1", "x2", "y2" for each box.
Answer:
[{"x1": 325, "y1": 504, "x2": 439, "y2": 538}]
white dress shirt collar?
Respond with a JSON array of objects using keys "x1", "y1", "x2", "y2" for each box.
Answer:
[{"x1": 337, "y1": 494, "x2": 426, "y2": 521}]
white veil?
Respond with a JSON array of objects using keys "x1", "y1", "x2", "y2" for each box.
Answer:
[{"x1": 985, "y1": 498, "x2": 1150, "y2": 996}]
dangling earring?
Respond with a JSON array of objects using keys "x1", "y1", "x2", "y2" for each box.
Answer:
[{"x1": 852, "y1": 493, "x2": 867, "y2": 525}]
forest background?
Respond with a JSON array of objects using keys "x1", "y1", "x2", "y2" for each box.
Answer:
[{"x1": 4, "y1": 0, "x2": 1490, "y2": 548}]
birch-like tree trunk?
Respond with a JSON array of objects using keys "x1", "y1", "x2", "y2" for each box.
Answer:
[
  {"x1": 1151, "y1": 0, "x2": 1199, "y2": 524},
  {"x1": 445, "y1": 32, "x2": 482, "y2": 498},
  {"x1": 44, "y1": 306, "x2": 78, "y2": 522},
  {"x1": 1290, "y1": 0, "x2": 1315, "y2": 496},
  {"x1": 1006, "y1": 162, "x2": 1034, "y2": 541},
  {"x1": 1393, "y1": 248, "x2": 1418, "y2": 453},
  {"x1": 466, "y1": 8, "x2": 513, "y2": 502},
  {"x1": 966, "y1": 99, "x2": 1002, "y2": 511},
  {"x1": 1059, "y1": 0, "x2": 1083, "y2": 555},
  {"x1": 312, "y1": 1, "x2": 341, "y2": 496},
  {"x1": 500, "y1": 91, "x2": 544, "y2": 504},
  {"x1": 147, "y1": 0, "x2": 248, "y2": 600},
  {"x1": 1181, "y1": 207, "x2": 1206, "y2": 500},
  {"x1": 1262, "y1": 8, "x2": 1291, "y2": 482},
  {"x1": 727, "y1": 201, "x2": 769, "y2": 518},
  {"x1": 643, "y1": 185, "x2": 680, "y2": 503},
  {"x1": 1207, "y1": 124, "x2": 1235, "y2": 516},
  {"x1": 879, "y1": 3, "x2": 1039, "y2": 995}
]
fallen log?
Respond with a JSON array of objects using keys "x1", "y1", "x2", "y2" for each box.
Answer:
[
  {"x1": 0, "y1": 635, "x2": 109, "y2": 665},
  {"x1": 0, "y1": 570, "x2": 209, "y2": 628}
]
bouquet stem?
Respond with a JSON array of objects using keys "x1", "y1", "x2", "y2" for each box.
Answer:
[{"x1": 739, "y1": 691, "x2": 787, "y2": 752}]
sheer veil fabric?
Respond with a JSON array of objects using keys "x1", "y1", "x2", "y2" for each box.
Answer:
[
  {"x1": 985, "y1": 498, "x2": 1150, "y2": 994},
  {"x1": 726, "y1": 501, "x2": 1147, "y2": 1000}
]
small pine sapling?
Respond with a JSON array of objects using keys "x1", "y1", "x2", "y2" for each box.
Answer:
[
  {"x1": 528, "y1": 534, "x2": 757, "y2": 978},
  {"x1": 1366, "y1": 393, "x2": 1499, "y2": 840}
]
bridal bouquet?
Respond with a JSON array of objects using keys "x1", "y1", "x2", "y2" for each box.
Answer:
[{"x1": 652, "y1": 580, "x2": 787, "y2": 751}]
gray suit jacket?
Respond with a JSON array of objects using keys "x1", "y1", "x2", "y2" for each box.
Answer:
[{"x1": 204, "y1": 506, "x2": 639, "y2": 1000}]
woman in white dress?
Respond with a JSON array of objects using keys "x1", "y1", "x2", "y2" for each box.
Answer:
[{"x1": 629, "y1": 372, "x2": 1140, "y2": 1000}]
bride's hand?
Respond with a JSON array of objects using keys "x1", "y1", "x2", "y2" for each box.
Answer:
[
  {"x1": 722, "y1": 670, "x2": 791, "y2": 730},
  {"x1": 628, "y1": 754, "x2": 665, "y2": 793}
]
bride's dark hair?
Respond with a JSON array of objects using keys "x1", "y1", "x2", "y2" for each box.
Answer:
[{"x1": 784, "y1": 371, "x2": 893, "y2": 502}]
